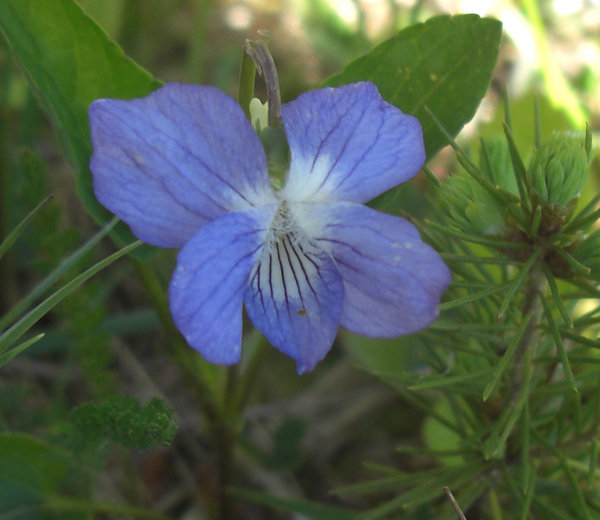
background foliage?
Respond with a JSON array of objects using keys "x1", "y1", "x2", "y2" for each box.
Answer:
[{"x1": 1, "y1": 0, "x2": 599, "y2": 518}]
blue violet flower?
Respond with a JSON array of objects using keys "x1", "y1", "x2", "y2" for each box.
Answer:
[{"x1": 89, "y1": 82, "x2": 450, "y2": 373}]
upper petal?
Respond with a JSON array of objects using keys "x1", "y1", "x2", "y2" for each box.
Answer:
[
  {"x1": 90, "y1": 83, "x2": 276, "y2": 248},
  {"x1": 278, "y1": 82, "x2": 425, "y2": 204},
  {"x1": 243, "y1": 231, "x2": 344, "y2": 374},
  {"x1": 169, "y1": 205, "x2": 277, "y2": 365},
  {"x1": 295, "y1": 201, "x2": 450, "y2": 337}
]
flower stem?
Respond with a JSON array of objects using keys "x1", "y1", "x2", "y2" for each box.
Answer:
[
  {"x1": 212, "y1": 365, "x2": 241, "y2": 519},
  {"x1": 230, "y1": 331, "x2": 268, "y2": 415},
  {"x1": 214, "y1": 336, "x2": 268, "y2": 518}
]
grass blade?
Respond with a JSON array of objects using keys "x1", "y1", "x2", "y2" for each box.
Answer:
[
  {"x1": 0, "y1": 216, "x2": 119, "y2": 331},
  {"x1": 0, "y1": 195, "x2": 53, "y2": 261},
  {"x1": 0, "y1": 241, "x2": 141, "y2": 354},
  {"x1": 0, "y1": 333, "x2": 45, "y2": 368}
]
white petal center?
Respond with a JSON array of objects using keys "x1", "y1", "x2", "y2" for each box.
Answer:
[{"x1": 249, "y1": 201, "x2": 322, "y2": 306}]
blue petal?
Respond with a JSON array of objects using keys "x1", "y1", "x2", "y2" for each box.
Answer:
[
  {"x1": 90, "y1": 83, "x2": 276, "y2": 248},
  {"x1": 279, "y1": 82, "x2": 425, "y2": 204},
  {"x1": 243, "y1": 235, "x2": 344, "y2": 374},
  {"x1": 169, "y1": 205, "x2": 276, "y2": 365},
  {"x1": 299, "y1": 201, "x2": 450, "y2": 336}
]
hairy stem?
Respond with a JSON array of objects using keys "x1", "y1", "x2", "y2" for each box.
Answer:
[{"x1": 507, "y1": 258, "x2": 546, "y2": 400}]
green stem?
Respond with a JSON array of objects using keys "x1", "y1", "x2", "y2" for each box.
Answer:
[
  {"x1": 231, "y1": 331, "x2": 268, "y2": 415},
  {"x1": 214, "y1": 335, "x2": 268, "y2": 518},
  {"x1": 213, "y1": 378, "x2": 238, "y2": 520},
  {"x1": 481, "y1": 256, "x2": 546, "y2": 459}
]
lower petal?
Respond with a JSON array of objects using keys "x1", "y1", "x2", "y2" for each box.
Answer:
[
  {"x1": 169, "y1": 206, "x2": 276, "y2": 364},
  {"x1": 297, "y1": 201, "x2": 450, "y2": 337},
  {"x1": 243, "y1": 238, "x2": 344, "y2": 373}
]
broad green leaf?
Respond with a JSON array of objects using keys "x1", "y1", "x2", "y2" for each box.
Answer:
[
  {"x1": 0, "y1": 433, "x2": 70, "y2": 520},
  {"x1": 0, "y1": 0, "x2": 160, "y2": 244},
  {"x1": 78, "y1": 0, "x2": 126, "y2": 38},
  {"x1": 422, "y1": 399, "x2": 464, "y2": 467},
  {"x1": 324, "y1": 14, "x2": 502, "y2": 159},
  {"x1": 342, "y1": 331, "x2": 414, "y2": 387}
]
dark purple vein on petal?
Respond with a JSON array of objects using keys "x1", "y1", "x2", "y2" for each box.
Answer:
[{"x1": 282, "y1": 236, "x2": 306, "y2": 306}]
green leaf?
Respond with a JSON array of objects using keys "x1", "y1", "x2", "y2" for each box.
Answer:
[
  {"x1": 0, "y1": 433, "x2": 69, "y2": 520},
  {"x1": 71, "y1": 396, "x2": 178, "y2": 450},
  {"x1": 342, "y1": 331, "x2": 414, "y2": 385},
  {"x1": 422, "y1": 399, "x2": 464, "y2": 467},
  {"x1": 324, "y1": 14, "x2": 502, "y2": 158},
  {"x1": 0, "y1": 0, "x2": 160, "y2": 244}
]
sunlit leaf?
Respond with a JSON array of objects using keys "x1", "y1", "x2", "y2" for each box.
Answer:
[
  {"x1": 324, "y1": 14, "x2": 502, "y2": 159},
  {"x1": 0, "y1": 0, "x2": 160, "y2": 245}
]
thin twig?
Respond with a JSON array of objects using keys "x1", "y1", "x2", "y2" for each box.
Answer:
[{"x1": 444, "y1": 486, "x2": 467, "y2": 520}]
